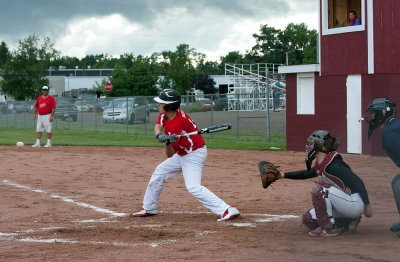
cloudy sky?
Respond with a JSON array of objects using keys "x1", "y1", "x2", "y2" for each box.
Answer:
[{"x1": 0, "y1": 0, "x2": 318, "y2": 61}]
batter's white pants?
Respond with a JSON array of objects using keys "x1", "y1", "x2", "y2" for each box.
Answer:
[
  {"x1": 142, "y1": 146, "x2": 230, "y2": 216},
  {"x1": 310, "y1": 186, "x2": 365, "y2": 221}
]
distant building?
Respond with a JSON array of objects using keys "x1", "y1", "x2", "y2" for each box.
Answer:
[{"x1": 47, "y1": 67, "x2": 112, "y2": 97}]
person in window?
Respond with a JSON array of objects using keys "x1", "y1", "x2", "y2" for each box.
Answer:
[{"x1": 347, "y1": 10, "x2": 361, "y2": 26}]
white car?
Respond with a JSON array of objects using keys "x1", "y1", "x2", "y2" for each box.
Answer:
[
  {"x1": 102, "y1": 97, "x2": 149, "y2": 124},
  {"x1": 74, "y1": 99, "x2": 92, "y2": 112}
]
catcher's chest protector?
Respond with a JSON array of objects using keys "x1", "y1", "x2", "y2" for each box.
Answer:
[{"x1": 314, "y1": 152, "x2": 351, "y2": 195}]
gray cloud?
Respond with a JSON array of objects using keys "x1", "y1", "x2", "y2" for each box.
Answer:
[
  {"x1": 0, "y1": 0, "x2": 317, "y2": 60},
  {"x1": 1, "y1": 0, "x2": 289, "y2": 32}
]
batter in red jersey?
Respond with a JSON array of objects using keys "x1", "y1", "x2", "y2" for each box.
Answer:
[
  {"x1": 132, "y1": 89, "x2": 240, "y2": 221},
  {"x1": 32, "y1": 86, "x2": 56, "y2": 148}
]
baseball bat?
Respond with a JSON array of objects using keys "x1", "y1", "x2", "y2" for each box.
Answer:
[{"x1": 177, "y1": 123, "x2": 232, "y2": 138}]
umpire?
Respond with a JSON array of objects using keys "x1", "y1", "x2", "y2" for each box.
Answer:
[{"x1": 366, "y1": 98, "x2": 400, "y2": 237}]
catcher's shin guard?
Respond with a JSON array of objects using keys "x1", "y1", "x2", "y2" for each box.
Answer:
[
  {"x1": 392, "y1": 174, "x2": 400, "y2": 214},
  {"x1": 302, "y1": 209, "x2": 318, "y2": 230},
  {"x1": 312, "y1": 182, "x2": 333, "y2": 232}
]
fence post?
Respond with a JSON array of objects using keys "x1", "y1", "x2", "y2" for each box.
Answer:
[
  {"x1": 112, "y1": 99, "x2": 115, "y2": 133},
  {"x1": 236, "y1": 93, "x2": 240, "y2": 140},
  {"x1": 266, "y1": 73, "x2": 271, "y2": 141},
  {"x1": 126, "y1": 97, "x2": 129, "y2": 134},
  {"x1": 80, "y1": 99, "x2": 83, "y2": 130}
]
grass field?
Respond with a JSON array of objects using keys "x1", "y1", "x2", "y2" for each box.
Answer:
[{"x1": 0, "y1": 127, "x2": 286, "y2": 151}]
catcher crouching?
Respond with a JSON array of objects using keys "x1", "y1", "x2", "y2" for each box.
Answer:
[{"x1": 258, "y1": 130, "x2": 373, "y2": 237}]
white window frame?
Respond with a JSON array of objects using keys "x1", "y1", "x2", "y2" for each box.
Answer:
[
  {"x1": 296, "y1": 73, "x2": 315, "y2": 115},
  {"x1": 321, "y1": 0, "x2": 365, "y2": 35}
]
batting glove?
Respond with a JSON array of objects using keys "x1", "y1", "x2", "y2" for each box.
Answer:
[
  {"x1": 156, "y1": 133, "x2": 169, "y2": 143},
  {"x1": 167, "y1": 134, "x2": 178, "y2": 144}
]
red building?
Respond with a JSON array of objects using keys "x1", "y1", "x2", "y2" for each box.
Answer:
[{"x1": 279, "y1": 0, "x2": 400, "y2": 156}]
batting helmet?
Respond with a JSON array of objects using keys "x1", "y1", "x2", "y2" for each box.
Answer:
[
  {"x1": 305, "y1": 130, "x2": 340, "y2": 161},
  {"x1": 154, "y1": 89, "x2": 181, "y2": 112},
  {"x1": 366, "y1": 98, "x2": 396, "y2": 139}
]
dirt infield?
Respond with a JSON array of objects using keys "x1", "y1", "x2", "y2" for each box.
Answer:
[{"x1": 0, "y1": 145, "x2": 399, "y2": 261}]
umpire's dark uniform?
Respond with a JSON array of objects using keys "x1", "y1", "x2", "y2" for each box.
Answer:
[{"x1": 383, "y1": 118, "x2": 400, "y2": 236}]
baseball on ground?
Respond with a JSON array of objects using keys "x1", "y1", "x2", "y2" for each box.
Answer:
[{"x1": 16, "y1": 141, "x2": 24, "y2": 147}]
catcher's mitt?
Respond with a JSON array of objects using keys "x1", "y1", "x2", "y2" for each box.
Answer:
[{"x1": 258, "y1": 161, "x2": 281, "y2": 189}]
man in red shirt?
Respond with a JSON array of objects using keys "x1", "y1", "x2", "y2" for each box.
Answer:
[
  {"x1": 32, "y1": 86, "x2": 56, "y2": 148},
  {"x1": 132, "y1": 89, "x2": 240, "y2": 221}
]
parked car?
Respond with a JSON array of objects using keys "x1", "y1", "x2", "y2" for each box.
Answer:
[
  {"x1": 10, "y1": 101, "x2": 29, "y2": 113},
  {"x1": 196, "y1": 98, "x2": 213, "y2": 111},
  {"x1": 148, "y1": 102, "x2": 159, "y2": 112},
  {"x1": 213, "y1": 97, "x2": 228, "y2": 111},
  {"x1": 25, "y1": 100, "x2": 35, "y2": 112},
  {"x1": 55, "y1": 97, "x2": 78, "y2": 121},
  {"x1": 102, "y1": 97, "x2": 149, "y2": 124},
  {"x1": 0, "y1": 101, "x2": 7, "y2": 113},
  {"x1": 74, "y1": 99, "x2": 94, "y2": 112},
  {"x1": 95, "y1": 100, "x2": 107, "y2": 112}
]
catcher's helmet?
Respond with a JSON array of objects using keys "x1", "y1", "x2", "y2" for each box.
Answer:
[
  {"x1": 365, "y1": 98, "x2": 396, "y2": 139},
  {"x1": 305, "y1": 130, "x2": 340, "y2": 160},
  {"x1": 154, "y1": 89, "x2": 181, "y2": 112}
]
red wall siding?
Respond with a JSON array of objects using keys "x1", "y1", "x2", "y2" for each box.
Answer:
[
  {"x1": 320, "y1": 31, "x2": 368, "y2": 76},
  {"x1": 374, "y1": 0, "x2": 400, "y2": 73},
  {"x1": 362, "y1": 74, "x2": 400, "y2": 156},
  {"x1": 286, "y1": 73, "x2": 348, "y2": 153}
]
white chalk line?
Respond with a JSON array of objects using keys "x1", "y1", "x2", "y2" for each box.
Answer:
[
  {"x1": 1, "y1": 179, "x2": 300, "y2": 222},
  {"x1": 0, "y1": 235, "x2": 177, "y2": 248},
  {"x1": 0, "y1": 225, "x2": 215, "y2": 248},
  {"x1": 1, "y1": 179, "x2": 125, "y2": 217},
  {"x1": 2, "y1": 178, "x2": 299, "y2": 235}
]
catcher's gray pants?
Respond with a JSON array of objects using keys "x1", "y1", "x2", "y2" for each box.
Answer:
[
  {"x1": 142, "y1": 146, "x2": 230, "y2": 216},
  {"x1": 310, "y1": 186, "x2": 365, "y2": 222}
]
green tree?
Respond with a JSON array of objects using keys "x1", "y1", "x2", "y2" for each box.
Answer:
[
  {"x1": 127, "y1": 56, "x2": 157, "y2": 96},
  {"x1": 115, "y1": 53, "x2": 135, "y2": 69},
  {"x1": 0, "y1": 41, "x2": 10, "y2": 68},
  {"x1": 108, "y1": 56, "x2": 157, "y2": 97},
  {"x1": 159, "y1": 44, "x2": 196, "y2": 94},
  {"x1": 249, "y1": 23, "x2": 317, "y2": 65},
  {"x1": 51, "y1": 55, "x2": 80, "y2": 69},
  {"x1": 217, "y1": 51, "x2": 246, "y2": 74},
  {"x1": 196, "y1": 60, "x2": 219, "y2": 75},
  {"x1": 92, "y1": 78, "x2": 108, "y2": 97},
  {"x1": 108, "y1": 64, "x2": 130, "y2": 96},
  {"x1": 0, "y1": 34, "x2": 59, "y2": 100},
  {"x1": 250, "y1": 25, "x2": 283, "y2": 63},
  {"x1": 193, "y1": 74, "x2": 216, "y2": 94}
]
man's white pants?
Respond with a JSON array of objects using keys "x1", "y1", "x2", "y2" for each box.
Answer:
[
  {"x1": 36, "y1": 114, "x2": 52, "y2": 133},
  {"x1": 142, "y1": 146, "x2": 230, "y2": 216},
  {"x1": 310, "y1": 186, "x2": 365, "y2": 220}
]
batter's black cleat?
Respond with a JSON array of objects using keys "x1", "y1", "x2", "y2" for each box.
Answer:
[{"x1": 390, "y1": 222, "x2": 400, "y2": 232}]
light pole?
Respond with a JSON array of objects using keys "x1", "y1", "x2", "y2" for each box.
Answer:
[{"x1": 285, "y1": 48, "x2": 303, "y2": 65}]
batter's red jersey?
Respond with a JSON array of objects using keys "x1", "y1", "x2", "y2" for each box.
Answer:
[
  {"x1": 35, "y1": 95, "x2": 56, "y2": 115},
  {"x1": 157, "y1": 109, "x2": 205, "y2": 156}
]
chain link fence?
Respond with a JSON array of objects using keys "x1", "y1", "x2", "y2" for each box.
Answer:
[{"x1": 0, "y1": 94, "x2": 286, "y2": 141}]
